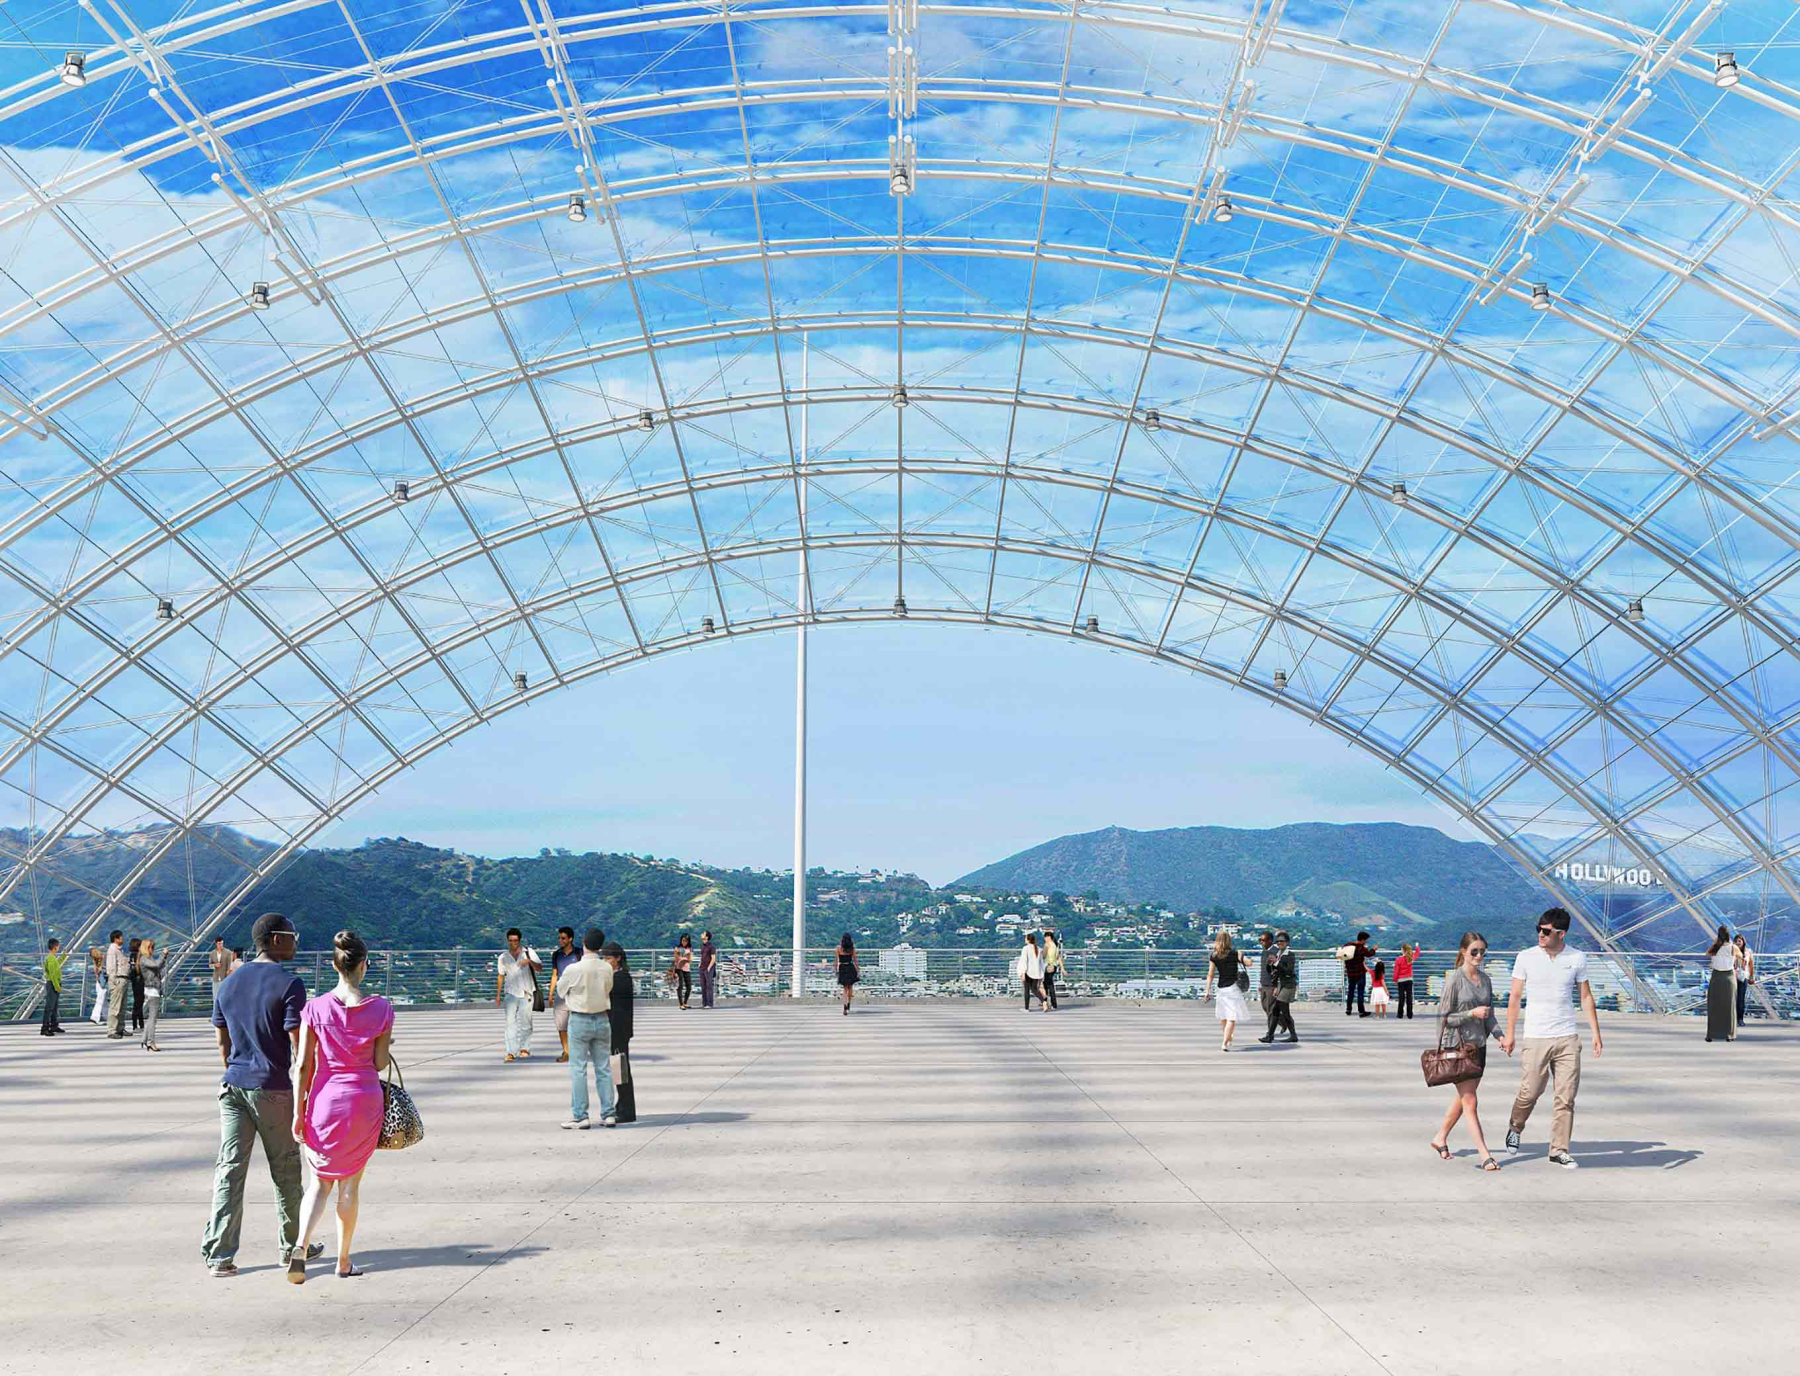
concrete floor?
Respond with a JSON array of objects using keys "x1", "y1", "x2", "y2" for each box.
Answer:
[{"x1": 3, "y1": 1000, "x2": 1794, "y2": 1376}]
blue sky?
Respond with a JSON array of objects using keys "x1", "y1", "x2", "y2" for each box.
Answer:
[{"x1": 331, "y1": 621, "x2": 1456, "y2": 883}]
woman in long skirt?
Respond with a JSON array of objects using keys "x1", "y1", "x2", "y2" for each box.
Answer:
[{"x1": 1705, "y1": 925, "x2": 1736, "y2": 1042}]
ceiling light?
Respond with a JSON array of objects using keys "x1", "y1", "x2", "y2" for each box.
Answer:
[
  {"x1": 889, "y1": 169, "x2": 912, "y2": 196},
  {"x1": 1142, "y1": 409, "x2": 1162, "y2": 433},
  {"x1": 1084, "y1": 614, "x2": 1100, "y2": 634},
  {"x1": 249, "y1": 282, "x2": 271, "y2": 311},
  {"x1": 1273, "y1": 669, "x2": 1288, "y2": 690},
  {"x1": 1390, "y1": 480, "x2": 1407, "y2": 504},
  {"x1": 892, "y1": 384, "x2": 909, "y2": 409},
  {"x1": 893, "y1": 595, "x2": 908, "y2": 618},
  {"x1": 1213, "y1": 195, "x2": 1234, "y2": 223},
  {"x1": 1626, "y1": 598, "x2": 1646, "y2": 624},
  {"x1": 59, "y1": 53, "x2": 87, "y2": 88},
  {"x1": 513, "y1": 671, "x2": 528, "y2": 692},
  {"x1": 567, "y1": 194, "x2": 587, "y2": 223},
  {"x1": 1530, "y1": 283, "x2": 1551, "y2": 311},
  {"x1": 392, "y1": 480, "x2": 410, "y2": 503},
  {"x1": 636, "y1": 409, "x2": 656, "y2": 432},
  {"x1": 156, "y1": 598, "x2": 174, "y2": 622},
  {"x1": 702, "y1": 616, "x2": 716, "y2": 636},
  {"x1": 1714, "y1": 52, "x2": 1740, "y2": 89}
]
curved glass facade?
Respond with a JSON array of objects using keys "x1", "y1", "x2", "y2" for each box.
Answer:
[{"x1": 1, "y1": 0, "x2": 1799, "y2": 976}]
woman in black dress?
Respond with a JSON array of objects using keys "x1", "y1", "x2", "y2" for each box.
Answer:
[
  {"x1": 836, "y1": 933, "x2": 858, "y2": 1015},
  {"x1": 127, "y1": 938, "x2": 146, "y2": 1033},
  {"x1": 602, "y1": 942, "x2": 636, "y2": 1124}
]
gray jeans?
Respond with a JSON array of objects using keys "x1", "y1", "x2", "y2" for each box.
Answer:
[
  {"x1": 200, "y1": 1086, "x2": 301, "y2": 1266},
  {"x1": 141, "y1": 991, "x2": 160, "y2": 1046}
]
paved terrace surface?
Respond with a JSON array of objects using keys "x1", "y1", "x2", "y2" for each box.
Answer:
[{"x1": 4, "y1": 1002, "x2": 1796, "y2": 1375}]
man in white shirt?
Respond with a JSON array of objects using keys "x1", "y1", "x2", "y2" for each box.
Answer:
[
  {"x1": 104, "y1": 930, "x2": 131, "y2": 1039},
  {"x1": 1501, "y1": 907, "x2": 1603, "y2": 1168},
  {"x1": 494, "y1": 928, "x2": 541, "y2": 1062},
  {"x1": 556, "y1": 928, "x2": 617, "y2": 1129}
]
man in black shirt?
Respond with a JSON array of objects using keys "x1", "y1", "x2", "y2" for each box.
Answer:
[
  {"x1": 1345, "y1": 931, "x2": 1373, "y2": 1017},
  {"x1": 547, "y1": 926, "x2": 588, "y2": 1063}
]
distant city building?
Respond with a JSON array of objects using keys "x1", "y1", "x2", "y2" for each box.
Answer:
[{"x1": 880, "y1": 944, "x2": 928, "y2": 979}]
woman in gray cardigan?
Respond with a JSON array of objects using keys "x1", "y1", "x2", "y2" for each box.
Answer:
[
  {"x1": 137, "y1": 938, "x2": 164, "y2": 1052},
  {"x1": 1429, "y1": 931, "x2": 1503, "y2": 1172}
]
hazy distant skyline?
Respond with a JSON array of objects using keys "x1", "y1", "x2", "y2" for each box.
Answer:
[{"x1": 333, "y1": 623, "x2": 1463, "y2": 885}]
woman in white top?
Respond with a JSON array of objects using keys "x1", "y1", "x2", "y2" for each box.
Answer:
[
  {"x1": 1019, "y1": 934, "x2": 1047, "y2": 1012},
  {"x1": 1202, "y1": 931, "x2": 1249, "y2": 1052},
  {"x1": 1733, "y1": 935, "x2": 1754, "y2": 1029},
  {"x1": 1705, "y1": 925, "x2": 1736, "y2": 1042}
]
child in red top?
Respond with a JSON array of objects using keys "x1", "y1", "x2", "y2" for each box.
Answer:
[{"x1": 1369, "y1": 959, "x2": 1390, "y2": 1016}]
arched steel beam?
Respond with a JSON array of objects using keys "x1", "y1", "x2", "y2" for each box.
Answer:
[{"x1": 23, "y1": 529, "x2": 1748, "y2": 1005}]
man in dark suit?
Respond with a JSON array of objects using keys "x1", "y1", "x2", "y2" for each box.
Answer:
[
  {"x1": 1269, "y1": 932, "x2": 1299, "y2": 1042},
  {"x1": 1256, "y1": 932, "x2": 1280, "y2": 1043}
]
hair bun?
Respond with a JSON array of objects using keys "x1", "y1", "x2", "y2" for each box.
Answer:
[{"x1": 331, "y1": 929, "x2": 368, "y2": 975}]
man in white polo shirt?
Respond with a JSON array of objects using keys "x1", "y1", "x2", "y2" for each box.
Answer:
[{"x1": 1501, "y1": 907, "x2": 1603, "y2": 1168}]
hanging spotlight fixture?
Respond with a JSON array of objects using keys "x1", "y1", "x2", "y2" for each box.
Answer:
[
  {"x1": 392, "y1": 479, "x2": 410, "y2": 503},
  {"x1": 892, "y1": 384, "x2": 910, "y2": 409},
  {"x1": 1530, "y1": 283, "x2": 1551, "y2": 311},
  {"x1": 636, "y1": 409, "x2": 656, "y2": 432},
  {"x1": 156, "y1": 598, "x2": 175, "y2": 622},
  {"x1": 567, "y1": 194, "x2": 587, "y2": 223},
  {"x1": 1273, "y1": 669, "x2": 1288, "y2": 690},
  {"x1": 59, "y1": 53, "x2": 87, "y2": 88},
  {"x1": 1142, "y1": 409, "x2": 1162, "y2": 433},
  {"x1": 1713, "y1": 52, "x2": 1740, "y2": 89},
  {"x1": 1626, "y1": 597, "x2": 1646, "y2": 624},
  {"x1": 513, "y1": 671, "x2": 528, "y2": 692},
  {"x1": 702, "y1": 616, "x2": 716, "y2": 636},
  {"x1": 1390, "y1": 479, "x2": 1408, "y2": 504},
  {"x1": 1213, "y1": 195, "x2": 1235, "y2": 224},
  {"x1": 1085, "y1": 614, "x2": 1100, "y2": 634},
  {"x1": 893, "y1": 595, "x2": 908, "y2": 618},
  {"x1": 249, "y1": 282, "x2": 271, "y2": 311}
]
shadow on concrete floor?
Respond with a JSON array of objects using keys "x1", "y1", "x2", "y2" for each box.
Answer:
[
  {"x1": 351, "y1": 1242, "x2": 548, "y2": 1271},
  {"x1": 1512, "y1": 1140, "x2": 1703, "y2": 1169},
  {"x1": 633, "y1": 1110, "x2": 751, "y2": 1127}
]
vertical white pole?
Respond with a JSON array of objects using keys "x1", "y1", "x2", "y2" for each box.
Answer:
[{"x1": 792, "y1": 334, "x2": 809, "y2": 998}]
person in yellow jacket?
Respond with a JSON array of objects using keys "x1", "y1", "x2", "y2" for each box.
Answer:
[{"x1": 1041, "y1": 930, "x2": 1065, "y2": 1011}]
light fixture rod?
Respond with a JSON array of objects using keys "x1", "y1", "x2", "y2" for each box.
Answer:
[{"x1": 1642, "y1": 0, "x2": 1723, "y2": 85}]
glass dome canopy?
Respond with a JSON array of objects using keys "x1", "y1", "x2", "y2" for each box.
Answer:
[{"x1": 2, "y1": 0, "x2": 1800, "y2": 985}]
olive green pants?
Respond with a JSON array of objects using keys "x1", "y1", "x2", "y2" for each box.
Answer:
[{"x1": 199, "y1": 1085, "x2": 301, "y2": 1267}]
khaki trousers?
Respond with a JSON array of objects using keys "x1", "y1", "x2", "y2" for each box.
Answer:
[
  {"x1": 107, "y1": 977, "x2": 130, "y2": 1036},
  {"x1": 1510, "y1": 1035, "x2": 1581, "y2": 1153}
]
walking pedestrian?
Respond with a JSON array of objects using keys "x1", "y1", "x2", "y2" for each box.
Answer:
[
  {"x1": 1734, "y1": 935, "x2": 1755, "y2": 1028},
  {"x1": 1429, "y1": 931, "x2": 1503, "y2": 1172},
  {"x1": 1394, "y1": 944, "x2": 1417, "y2": 1019},
  {"x1": 127, "y1": 938, "x2": 146, "y2": 1032},
  {"x1": 1343, "y1": 931, "x2": 1372, "y2": 1017},
  {"x1": 700, "y1": 930, "x2": 718, "y2": 1008},
  {"x1": 201, "y1": 912, "x2": 319, "y2": 1278},
  {"x1": 1370, "y1": 960, "x2": 1390, "y2": 1017},
  {"x1": 547, "y1": 926, "x2": 581, "y2": 1062},
  {"x1": 138, "y1": 938, "x2": 164, "y2": 1051},
  {"x1": 836, "y1": 933, "x2": 859, "y2": 1015},
  {"x1": 1042, "y1": 929, "x2": 1064, "y2": 1010},
  {"x1": 104, "y1": 930, "x2": 131, "y2": 1038},
  {"x1": 1502, "y1": 907, "x2": 1602, "y2": 1169},
  {"x1": 89, "y1": 946, "x2": 107, "y2": 1024},
  {"x1": 495, "y1": 928, "x2": 540, "y2": 1061},
  {"x1": 1705, "y1": 925, "x2": 1736, "y2": 1043},
  {"x1": 603, "y1": 942, "x2": 636, "y2": 1124},
  {"x1": 210, "y1": 937, "x2": 233, "y2": 992},
  {"x1": 558, "y1": 928, "x2": 616, "y2": 1130},
  {"x1": 39, "y1": 938, "x2": 65, "y2": 1036},
  {"x1": 668, "y1": 933, "x2": 694, "y2": 1010},
  {"x1": 1267, "y1": 931, "x2": 1300, "y2": 1042},
  {"x1": 1203, "y1": 930, "x2": 1248, "y2": 1052},
  {"x1": 1018, "y1": 932, "x2": 1047, "y2": 1011},
  {"x1": 288, "y1": 930, "x2": 394, "y2": 1283}
]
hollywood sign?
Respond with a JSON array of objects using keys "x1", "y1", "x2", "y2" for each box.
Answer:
[{"x1": 1548, "y1": 861, "x2": 1663, "y2": 888}]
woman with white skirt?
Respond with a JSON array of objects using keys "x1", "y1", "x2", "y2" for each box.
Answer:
[{"x1": 1203, "y1": 931, "x2": 1249, "y2": 1052}]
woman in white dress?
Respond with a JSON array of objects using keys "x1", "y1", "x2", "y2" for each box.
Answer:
[{"x1": 1202, "y1": 930, "x2": 1249, "y2": 1052}]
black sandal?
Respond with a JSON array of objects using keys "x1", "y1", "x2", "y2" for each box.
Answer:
[
  {"x1": 337, "y1": 1267, "x2": 364, "y2": 1278},
  {"x1": 1430, "y1": 1142, "x2": 1450, "y2": 1160},
  {"x1": 1480, "y1": 1156, "x2": 1500, "y2": 1172}
]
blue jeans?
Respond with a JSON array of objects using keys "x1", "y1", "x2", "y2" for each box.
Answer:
[{"x1": 567, "y1": 1011, "x2": 615, "y2": 1122}]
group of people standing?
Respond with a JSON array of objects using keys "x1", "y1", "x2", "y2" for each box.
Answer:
[
  {"x1": 1017, "y1": 930, "x2": 1065, "y2": 1011},
  {"x1": 493, "y1": 925, "x2": 639, "y2": 1126},
  {"x1": 1339, "y1": 933, "x2": 1419, "y2": 1019},
  {"x1": 45, "y1": 930, "x2": 172, "y2": 1048},
  {"x1": 1705, "y1": 927, "x2": 1758, "y2": 1041}
]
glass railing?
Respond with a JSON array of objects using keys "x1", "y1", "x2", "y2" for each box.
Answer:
[{"x1": 4, "y1": 946, "x2": 1793, "y2": 1021}]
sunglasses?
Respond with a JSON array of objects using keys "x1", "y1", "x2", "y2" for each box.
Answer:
[{"x1": 1537, "y1": 926, "x2": 1556, "y2": 936}]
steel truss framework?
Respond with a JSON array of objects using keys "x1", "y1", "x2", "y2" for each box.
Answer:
[{"x1": 2, "y1": 0, "x2": 1800, "y2": 1007}]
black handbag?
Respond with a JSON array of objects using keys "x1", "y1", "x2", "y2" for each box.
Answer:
[
  {"x1": 377, "y1": 1059, "x2": 424, "y2": 1150},
  {"x1": 528, "y1": 957, "x2": 546, "y2": 1013}
]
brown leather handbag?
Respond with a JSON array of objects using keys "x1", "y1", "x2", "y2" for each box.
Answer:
[{"x1": 1421, "y1": 982, "x2": 1484, "y2": 1087}]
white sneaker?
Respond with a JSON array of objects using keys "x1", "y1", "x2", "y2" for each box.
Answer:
[
  {"x1": 1548, "y1": 1149, "x2": 1578, "y2": 1169},
  {"x1": 560, "y1": 1118, "x2": 591, "y2": 1130},
  {"x1": 601, "y1": 1115, "x2": 618, "y2": 1128}
]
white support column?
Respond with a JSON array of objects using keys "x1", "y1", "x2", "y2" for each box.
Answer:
[{"x1": 791, "y1": 334, "x2": 809, "y2": 998}]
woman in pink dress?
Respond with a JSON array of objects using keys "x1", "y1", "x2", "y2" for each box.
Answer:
[{"x1": 288, "y1": 930, "x2": 394, "y2": 1283}]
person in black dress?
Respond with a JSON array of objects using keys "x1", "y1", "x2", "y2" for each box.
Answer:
[
  {"x1": 602, "y1": 942, "x2": 636, "y2": 1124},
  {"x1": 127, "y1": 938, "x2": 146, "y2": 1033},
  {"x1": 836, "y1": 933, "x2": 858, "y2": 1016}
]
